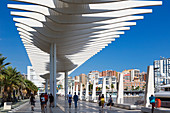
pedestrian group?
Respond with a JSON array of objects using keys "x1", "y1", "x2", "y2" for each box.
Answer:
[
  {"x1": 98, "y1": 94, "x2": 113, "y2": 109},
  {"x1": 67, "y1": 92, "x2": 78, "y2": 108},
  {"x1": 39, "y1": 93, "x2": 54, "y2": 112},
  {"x1": 30, "y1": 92, "x2": 115, "y2": 112}
]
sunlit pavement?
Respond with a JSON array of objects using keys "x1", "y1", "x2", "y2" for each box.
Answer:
[
  {"x1": 11, "y1": 97, "x2": 141, "y2": 113},
  {"x1": 57, "y1": 97, "x2": 141, "y2": 113},
  {"x1": 10, "y1": 97, "x2": 63, "y2": 113},
  {"x1": 9, "y1": 98, "x2": 41, "y2": 113}
]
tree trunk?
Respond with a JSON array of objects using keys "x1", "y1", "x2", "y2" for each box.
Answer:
[
  {"x1": 3, "y1": 86, "x2": 8, "y2": 102},
  {"x1": 7, "y1": 91, "x2": 11, "y2": 102}
]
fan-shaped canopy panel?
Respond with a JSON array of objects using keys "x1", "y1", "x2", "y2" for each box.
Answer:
[{"x1": 8, "y1": 0, "x2": 162, "y2": 77}]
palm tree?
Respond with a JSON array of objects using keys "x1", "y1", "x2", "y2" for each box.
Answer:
[
  {"x1": 131, "y1": 85, "x2": 134, "y2": 91},
  {"x1": 135, "y1": 86, "x2": 140, "y2": 90},
  {"x1": 111, "y1": 84, "x2": 114, "y2": 93},
  {"x1": 98, "y1": 87, "x2": 101, "y2": 91},
  {"x1": 24, "y1": 79, "x2": 38, "y2": 97},
  {"x1": 1, "y1": 66, "x2": 22, "y2": 102},
  {"x1": 142, "y1": 84, "x2": 146, "y2": 90},
  {"x1": 89, "y1": 84, "x2": 93, "y2": 91},
  {"x1": 0, "y1": 54, "x2": 10, "y2": 97},
  {"x1": 0, "y1": 54, "x2": 10, "y2": 72},
  {"x1": 106, "y1": 86, "x2": 109, "y2": 89},
  {"x1": 16, "y1": 74, "x2": 26, "y2": 99}
]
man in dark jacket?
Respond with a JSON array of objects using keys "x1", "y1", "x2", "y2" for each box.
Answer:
[
  {"x1": 73, "y1": 92, "x2": 78, "y2": 108},
  {"x1": 49, "y1": 93, "x2": 54, "y2": 107}
]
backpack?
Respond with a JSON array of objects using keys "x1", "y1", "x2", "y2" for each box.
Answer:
[
  {"x1": 41, "y1": 97, "x2": 45, "y2": 102},
  {"x1": 109, "y1": 98, "x2": 112, "y2": 103}
]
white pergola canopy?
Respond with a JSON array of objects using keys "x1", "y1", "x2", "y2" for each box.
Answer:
[{"x1": 8, "y1": 0, "x2": 162, "y2": 77}]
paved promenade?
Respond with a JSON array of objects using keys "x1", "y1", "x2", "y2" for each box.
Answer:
[
  {"x1": 57, "y1": 97, "x2": 140, "y2": 113},
  {"x1": 10, "y1": 96, "x2": 141, "y2": 113},
  {"x1": 9, "y1": 97, "x2": 63, "y2": 113}
]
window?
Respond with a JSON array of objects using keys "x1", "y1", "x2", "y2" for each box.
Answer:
[
  {"x1": 30, "y1": 75, "x2": 33, "y2": 80},
  {"x1": 112, "y1": 82, "x2": 115, "y2": 84},
  {"x1": 112, "y1": 77, "x2": 116, "y2": 81},
  {"x1": 106, "y1": 81, "x2": 109, "y2": 85}
]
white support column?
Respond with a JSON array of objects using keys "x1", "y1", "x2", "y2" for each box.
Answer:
[
  {"x1": 117, "y1": 73, "x2": 124, "y2": 104},
  {"x1": 53, "y1": 43, "x2": 57, "y2": 107},
  {"x1": 144, "y1": 65, "x2": 154, "y2": 107},
  {"x1": 68, "y1": 86, "x2": 70, "y2": 95},
  {"x1": 76, "y1": 84, "x2": 78, "y2": 95},
  {"x1": 72, "y1": 84, "x2": 75, "y2": 96},
  {"x1": 65, "y1": 71, "x2": 68, "y2": 100},
  {"x1": 50, "y1": 44, "x2": 54, "y2": 95},
  {"x1": 80, "y1": 83, "x2": 83, "y2": 100},
  {"x1": 92, "y1": 79, "x2": 96, "y2": 101},
  {"x1": 85, "y1": 81, "x2": 89, "y2": 101},
  {"x1": 45, "y1": 79, "x2": 48, "y2": 94},
  {"x1": 102, "y1": 77, "x2": 106, "y2": 101},
  {"x1": 71, "y1": 84, "x2": 73, "y2": 95}
]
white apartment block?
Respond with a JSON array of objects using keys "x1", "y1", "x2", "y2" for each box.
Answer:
[
  {"x1": 74, "y1": 76, "x2": 80, "y2": 83},
  {"x1": 88, "y1": 71, "x2": 100, "y2": 84},
  {"x1": 105, "y1": 76, "x2": 117, "y2": 91},
  {"x1": 154, "y1": 57, "x2": 170, "y2": 88},
  {"x1": 97, "y1": 76, "x2": 117, "y2": 91},
  {"x1": 130, "y1": 69, "x2": 140, "y2": 82},
  {"x1": 27, "y1": 66, "x2": 44, "y2": 94},
  {"x1": 122, "y1": 69, "x2": 140, "y2": 82}
]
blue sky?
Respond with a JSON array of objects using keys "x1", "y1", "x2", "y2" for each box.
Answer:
[{"x1": 0, "y1": 0, "x2": 169, "y2": 76}]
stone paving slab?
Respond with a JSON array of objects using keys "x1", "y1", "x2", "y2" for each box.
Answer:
[
  {"x1": 8, "y1": 98, "x2": 64, "y2": 113},
  {"x1": 141, "y1": 107, "x2": 170, "y2": 113},
  {"x1": 56, "y1": 96, "x2": 141, "y2": 113},
  {"x1": 0, "y1": 99, "x2": 29, "y2": 113},
  {"x1": 6, "y1": 96, "x2": 142, "y2": 113}
]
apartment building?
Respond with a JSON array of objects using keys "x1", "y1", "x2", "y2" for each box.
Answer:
[
  {"x1": 101, "y1": 70, "x2": 117, "y2": 77},
  {"x1": 154, "y1": 57, "x2": 170, "y2": 88}
]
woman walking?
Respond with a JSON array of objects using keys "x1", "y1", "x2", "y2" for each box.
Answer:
[
  {"x1": 30, "y1": 94, "x2": 35, "y2": 111},
  {"x1": 101, "y1": 94, "x2": 105, "y2": 108},
  {"x1": 108, "y1": 95, "x2": 113, "y2": 110}
]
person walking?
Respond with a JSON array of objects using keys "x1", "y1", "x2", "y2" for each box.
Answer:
[
  {"x1": 40, "y1": 93, "x2": 46, "y2": 112},
  {"x1": 30, "y1": 94, "x2": 35, "y2": 111},
  {"x1": 49, "y1": 93, "x2": 54, "y2": 108},
  {"x1": 101, "y1": 94, "x2": 105, "y2": 108},
  {"x1": 98, "y1": 95, "x2": 101, "y2": 107},
  {"x1": 149, "y1": 94, "x2": 156, "y2": 113},
  {"x1": 108, "y1": 95, "x2": 113, "y2": 110},
  {"x1": 44, "y1": 93, "x2": 48, "y2": 107},
  {"x1": 68, "y1": 92, "x2": 72, "y2": 108},
  {"x1": 73, "y1": 92, "x2": 78, "y2": 108}
]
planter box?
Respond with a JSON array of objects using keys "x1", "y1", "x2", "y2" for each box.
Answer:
[{"x1": 4, "y1": 102, "x2": 12, "y2": 110}]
